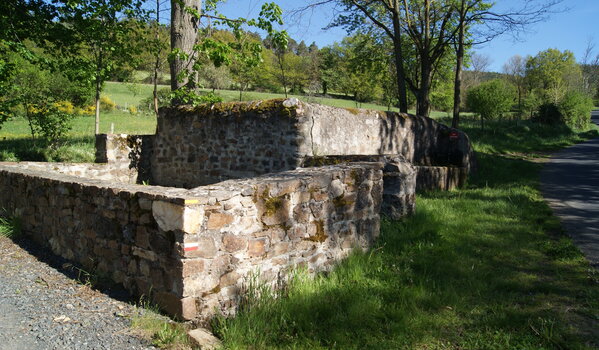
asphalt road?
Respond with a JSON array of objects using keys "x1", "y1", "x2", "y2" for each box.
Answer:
[{"x1": 541, "y1": 110, "x2": 599, "y2": 269}]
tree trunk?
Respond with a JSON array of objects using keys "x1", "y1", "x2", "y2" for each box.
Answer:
[
  {"x1": 94, "y1": 52, "x2": 102, "y2": 135},
  {"x1": 391, "y1": 1, "x2": 408, "y2": 113},
  {"x1": 452, "y1": 1, "x2": 466, "y2": 128},
  {"x1": 170, "y1": 0, "x2": 200, "y2": 93},
  {"x1": 277, "y1": 53, "x2": 288, "y2": 98},
  {"x1": 417, "y1": 60, "x2": 433, "y2": 117},
  {"x1": 322, "y1": 81, "x2": 328, "y2": 95},
  {"x1": 153, "y1": 0, "x2": 161, "y2": 115}
]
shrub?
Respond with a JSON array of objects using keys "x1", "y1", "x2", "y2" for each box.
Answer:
[
  {"x1": 128, "y1": 105, "x2": 138, "y2": 115},
  {"x1": 26, "y1": 102, "x2": 74, "y2": 145},
  {"x1": 535, "y1": 91, "x2": 593, "y2": 129},
  {"x1": 467, "y1": 79, "x2": 516, "y2": 120},
  {"x1": 169, "y1": 88, "x2": 223, "y2": 106},
  {"x1": 99, "y1": 96, "x2": 116, "y2": 112},
  {"x1": 558, "y1": 91, "x2": 593, "y2": 129},
  {"x1": 53, "y1": 100, "x2": 75, "y2": 114},
  {"x1": 74, "y1": 105, "x2": 96, "y2": 116},
  {"x1": 466, "y1": 79, "x2": 516, "y2": 129}
]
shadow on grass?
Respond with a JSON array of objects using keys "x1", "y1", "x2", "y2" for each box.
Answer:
[
  {"x1": 0, "y1": 136, "x2": 95, "y2": 162},
  {"x1": 214, "y1": 152, "x2": 599, "y2": 349}
]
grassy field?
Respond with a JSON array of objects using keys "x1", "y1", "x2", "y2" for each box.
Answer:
[
  {"x1": 1, "y1": 83, "x2": 598, "y2": 349},
  {"x1": 0, "y1": 82, "x2": 450, "y2": 162}
]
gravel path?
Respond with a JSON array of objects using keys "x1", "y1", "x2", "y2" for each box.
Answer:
[{"x1": 0, "y1": 235, "x2": 156, "y2": 350}]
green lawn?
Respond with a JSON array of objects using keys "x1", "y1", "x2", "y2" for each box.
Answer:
[{"x1": 103, "y1": 81, "x2": 451, "y2": 118}]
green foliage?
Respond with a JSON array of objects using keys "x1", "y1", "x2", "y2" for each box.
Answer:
[
  {"x1": 172, "y1": 1, "x2": 289, "y2": 101},
  {"x1": 131, "y1": 296, "x2": 191, "y2": 349},
  {"x1": 26, "y1": 102, "x2": 74, "y2": 144},
  {"x1": 99, "y1": 96, "x2": 116, "y2": 112},
  {"x1": 0, "y1": 41, "x2": 93, "y2": 132},
  {"x1": 521, "y1": 89, "x2": 543, "y2": 118},
  {"x1": 466, "y1": 79, "x2": 516, "y2": 121},
  {"x1": 526, "y1": 49, "x2": 582, "y2": 104},
  {"x1": 138, "y1": 88, "x2": 170, "y2": 112},
  {"x1": 168, "y1": 88, "x2": 223, "y2": 107},
  {"x1": 535, "y1": 91, "x2": 594, "y2": 129},
  {"x1": 431, "y1": 78, "x2": 454, "y2": 115},
  {"x1": 0, "y1": 215, "x2": 21, "y2": 239},
  {"x1": 557, "y1": 91, "x2": 594, "y2": 129}
]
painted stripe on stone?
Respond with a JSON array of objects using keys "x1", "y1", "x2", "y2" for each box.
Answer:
[{"x1": 184, "y1": 242, "x2": 199, "y2": 251}]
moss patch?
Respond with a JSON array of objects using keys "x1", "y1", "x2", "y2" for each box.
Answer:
[
  {"x1": 305, "y1": 220, "x2": 327, "y2": 243},
  {"x1": 261, "y1": 189, "x2": 285, "y2": 216},
  {"x1": 343, "y1": 107, "x2": 362, "y2": 115},
  {"x1": 333, "y1": 195, "x2": 353, "y2": 208},
  {"x1": 186, "y1": 98, "x2": 298, "y2": 118}
]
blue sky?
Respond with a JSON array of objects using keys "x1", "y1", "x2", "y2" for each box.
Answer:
[{"x1": 217, "y1": 0, "x2": 599, "y2": 72}]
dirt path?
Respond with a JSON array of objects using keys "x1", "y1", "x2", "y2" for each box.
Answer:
[{"x1": 541, "y1": 110, "x2": 599, "y2": 269}]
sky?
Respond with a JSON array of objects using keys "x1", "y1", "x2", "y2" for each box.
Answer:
[{"x1": 216, "y1": 0, "x2": 599, "y2": 73}]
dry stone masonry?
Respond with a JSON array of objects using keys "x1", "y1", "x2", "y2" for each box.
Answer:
[{"x1": 0, "y1": 98, "x2": 475, "y2": 321}]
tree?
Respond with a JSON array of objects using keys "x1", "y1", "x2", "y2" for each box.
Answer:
[
  {"x1": 526, "y1": 48, "x2": 582, "y2": 104},
  {"x1": 56, "y1": 0, "x2": 146, "y2": 135},
  {"x1": 466, "y1": 79, "x2": 515, "y2": 130},
  {"x1": 0, "y1": 0, "x2": 58, "y2": 126},
  {"x1": 580, "y1": 39, "x2": 599, "y2": 98},
  {"x1": 150, "y1": 0, "x2": 170, "y2": 115},
  {"x1": 318, "y1": 45, "x2": 343, "y2": 96},
  {"x1": 449, "y1": 0, "x2": 563, "y2": 128},
  {"x1": 502, "y1": 54, "x2": 526, "y2": 116},
  {"x1": 320, "y1": 0, "x2": 410, "y2": 113},
  {"x1": 168, "y1": 0, "x2": 288, "y2": 103},
  {"x1": 170, "y1": 0, "x2": 198, "y2": 92}
]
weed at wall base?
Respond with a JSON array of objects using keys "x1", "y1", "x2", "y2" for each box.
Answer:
[{"x1": 0, "y1": 215, "x2": 21, "y2": 239}]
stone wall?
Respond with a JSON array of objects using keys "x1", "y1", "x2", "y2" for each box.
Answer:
[
  {"x1": 3, "y1": 161, "x2": 138, "y2": 183},
  {"x1": 151, "y1": 99, "x2": 475, "y2": 188},
  {"x1": 415, "y1": 166, "x2": 469, "y2": 192},
  {"x1": 0, "y1": 161, "x2": 382, "y2": 320},
  {"x1": 95, "y1": 134, "x2": 154, "y2": 184}
]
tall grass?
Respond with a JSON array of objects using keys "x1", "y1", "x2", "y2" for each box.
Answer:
[{"x1": 0, "y1": 215, "x2": 21, "y2": 239}]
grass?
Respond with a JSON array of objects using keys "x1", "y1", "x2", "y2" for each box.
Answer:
[
  {"x1": 0, "y1": 81, "x2": 451, "y2": 162},
  {"x1": 0, "y1": 215, "x2": 21, "y2": 239},
  {"x1": 211, "y1": 116, "x2": 599, "y2": 349},
  {"x1": 131, "y1": 296, "x2": 193, "y2": 349}
]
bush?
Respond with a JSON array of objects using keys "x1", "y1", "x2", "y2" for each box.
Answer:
[
  {"x1": 75, "y1": 105, "x2": 96, "y2": 116},
  {"x1": 54, "y1": 100, "x2": 75, "y2": 114},
  {"x1": 558, "y1": 91, "x2": 593, "y2": 129},
  {"x1": 535, "y1": 91, "x2": 593, "y2": 129},
  {"x1": 99, "y1": 96, "x2": 116, "y2": 112},
  {"x1": 168, "y1": 89, "x2": 223, "y2": 106},
  {"x1": 466, "y1": 79, "x2": 516, "y2": 120},
  {"x1": 26, "y1": 102, "x2": 74, "y2": 145},
  {"x1": 128, "y1": 105, "x2": 138, "y2": 115}
]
